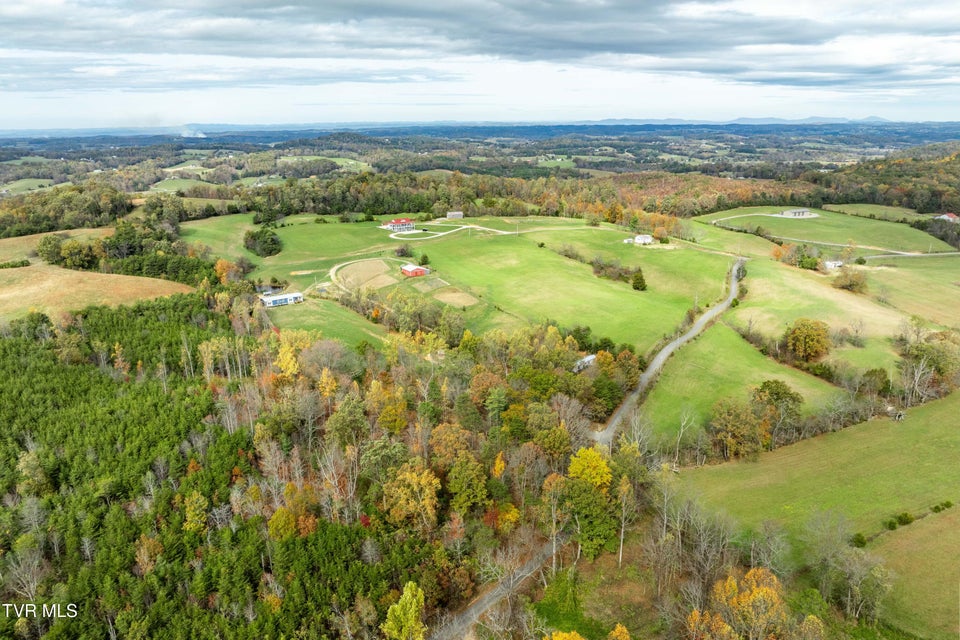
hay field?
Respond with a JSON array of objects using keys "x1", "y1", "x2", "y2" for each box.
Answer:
[{"x1": 0, "y1": 264, "x2": 191, "y2": 320}]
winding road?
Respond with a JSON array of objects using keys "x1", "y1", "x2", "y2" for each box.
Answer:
[
  {"x1": 592, "y1": 257, "x2": 746, "y2": 448},
  {"x1": 428, "y1": 258, "x2": 745, "y2": 639}
]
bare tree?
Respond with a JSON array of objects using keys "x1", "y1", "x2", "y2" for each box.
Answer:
[{"x1": 4, "y1": 547, "x2": 47, "y2": 600}]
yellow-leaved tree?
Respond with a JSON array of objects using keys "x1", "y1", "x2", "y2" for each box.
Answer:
[{"x1": 568, "y1": 446, "x2": 612, "y2": 493}]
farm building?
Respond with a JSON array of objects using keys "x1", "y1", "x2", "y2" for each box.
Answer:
[
  {"x1": 782, "y1": 208, "x2": 811, "y2": 216},
  {"x1": 385, "y1": 218, "x2": 416, "y2": 232},
  {"x1": 259, "y1": 292, "x2": 304, "y2": 307},
  {"x1": 934, "y1": 213, "x2": 959, "y2": 223},
  {"x1": 823, "y1": 260, "x2": 844, "y2": 270},
  {"x1": 635, "y1": 234, "x2": 654, "y2": 245},
  {"x1": 400, "y1": 264, "x2": 430, "y2": 277},
  {"x1": 446, "y1": 211, "x2": 464, "y2": 219}
]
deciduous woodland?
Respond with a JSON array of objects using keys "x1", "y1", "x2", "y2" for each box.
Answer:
[{"x1": 0, "y1": 126, "x2": 958, "y2": 639}]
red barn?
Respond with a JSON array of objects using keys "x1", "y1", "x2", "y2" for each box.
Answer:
[{"x1": 401, "y1": 263, "x2": 430, "y2": 277}]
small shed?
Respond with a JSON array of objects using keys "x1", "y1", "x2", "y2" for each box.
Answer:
[
  {"x1": 823, "y1": 260, "x2": 844, "y2": 270},
  {"x1": 446, "y1": 211, "x2": 464, "y2": 219},
  {"x1": 259, "y1": 292, "x2": 304, "y2": 307},
  {"x1": 935, "y1": 213, "x2": 959, "y2": 223},
  {"x1": 635, "y1": 234, "x2": 654, "y2": 245},
  {"x1": 401, "y1": 264, "x2": 430, "y2": 277}
]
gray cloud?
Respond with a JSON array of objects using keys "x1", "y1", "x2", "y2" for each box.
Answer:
[{"x1": 1, "y1": 0, "x2": 959, "y2": 94}]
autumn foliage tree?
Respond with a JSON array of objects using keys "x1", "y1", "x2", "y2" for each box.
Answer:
[
  {"x1": 688, "y1": 567, "x2": 824, "y2": 640},
  {"x1": 784, "y1": 318, "x2": 830, "y2": 362}
]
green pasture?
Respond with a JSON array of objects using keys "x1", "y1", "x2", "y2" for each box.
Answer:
[
  {"x1": 149, "y1": 178, "x2": 217, "y2": 192},
  {"x1": 685, "y1": 222, "x2": 778, "y2": 258},
  {"x1": 521, "y1": 227, "x2": 733, "y2": 303},
  {"x1": 267, "y1": 297, "x2": 388, "y2": 348},
  {"x1": 864, "y1": 256, "x2": 960, "y2": 328},
  {"x1": 823, "y1": 203, "x2": 926, "y2": 222},
  {"x1": 872, "y1": 506, "x2": 960, "y2": 640},
  {"x1": 728, "y1": 259, "x2": 906, "y2": 372},
  {"x1": 417, "y1": 232, "x2": 731, "y2": 353},
  {"x1": 278, "y1": 155, "x2": 372, "y2": 172},
  {"x1": 234, "y1": 176, "x2": 286, "y2": 187},
  {"x1": 179, "y1": 214, "x2": 259, "y2": 262},
  {"x1": 163, "y1": 159, "x2": 211, "y2": 173},
  {"x1": 680, "y1": 390, "x2": 960, "y2": 536},
  {"x1": 1, "y1": 178, "x2": 66, "y2": 194},
  {"x1": 681, "y1": 390, "x2": 960, "y2": 640},
  {"x1": 538, "y1": 157, "x2": 576, "y2": 168},
  {"x1": 698, "y1": 206, "x2": 954, "y2": 253},
  {"x1": 641, "y1": 322, "x2": 842, "y2": 440},
  {"x1": 1, "y1": 156, "x2": 54, "y2": 165}
]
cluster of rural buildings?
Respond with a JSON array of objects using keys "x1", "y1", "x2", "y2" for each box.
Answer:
[{"x1": 624, "y1": 234, "x2": 654, "y2": 245}]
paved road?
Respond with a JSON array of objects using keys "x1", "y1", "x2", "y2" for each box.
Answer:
[
  {"x1": 592, "y1": 257, "x2": 746, "y2": 448},
  {"x1": 428, "y1": 542, "x2": 558, "y2": 640},
  {"x1": 863, "y1": 251, "x2": 960, "y2": 260}
]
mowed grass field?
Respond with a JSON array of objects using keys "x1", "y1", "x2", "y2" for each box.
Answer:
[
  {"x1": 871, "y1": 506, "x2": 960, "y2": 640},
  {"x1": 278, "y1": 155, "x2": 373, "y2": 172},
  {"x1": 0, "y1": 264, "x2": 191, "y2": 320},
  {"x1": 266, "y1": 297, "x2": 388, "y2": 347},
  {"x1": 685, "y1": 222, "x2": 779, "y2": 258},
  {"x1": 698, "y1": 206, "x2": 955, "y2": 253},
  {"x1": 420, "y1": 231, "x2": 733, "y2": 352},
  {"x1": 180, "y1": 214, "x2": 735, "y2": 353},
  {"x1": 1, "y1": 178, "x2": 67, "y2": 194},
  {"x1": 865, "y1": 256, "x2": 960, "y2": 327},
  {"x1": 728, "y1": 259, "x2": 906, "y2": 373},
  {"x1": 680, "y1": 391, "x2": 960, "y2": 639},
  {"x1": 823, "y1": 203, "x2": 927, "y2": 222},
  {"x1": 641, "y1": 322, "x2": 842, "y2": 440},
  {"x1": 149, "y1": 178, "x2": 217, "y2": 192}
]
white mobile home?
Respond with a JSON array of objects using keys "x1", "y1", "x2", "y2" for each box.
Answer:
[{"x1": 259, "y1": 292, "x2": 304, "y2": 307}]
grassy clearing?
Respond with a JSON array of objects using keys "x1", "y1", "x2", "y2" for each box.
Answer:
[
  {"x1": 642, "y1": 322, "x2": 843, "y2": 440},
  {"x1": 0, "y1": 264, "x2": 191, "y2": 320},
  {"x1": 422, "y1": 232, "x2": 730, "y2": 353},
  {"x1": 872, "y1": 507, "x2": 960, "y2": 640},
  {"x1": 685, "y1": 222, "x2": 779, "y2": 258},
  {"x1": 163, "y1": 159, "x2": 212, "y2": 173},
  {"x1": 698, "y1": 206, "x2": 954, "y2": 253},
  {"x1": 0, "y1": 228, "x2": 112, "y2": 263},
  {"x1": 149, "y1": 178, "x2": 217, "y2": 192},
  {"x1": 179, "y1": 214, "x2": 259, "y2": 262},
  {"x1": 865, "y1": 256, "x2": 960, "y2": 327},
  {"x1": 1, "y1": 156, "x2": 54, "y2": 165},
  {"x1": 182, "y1": 214, "x2": 734, "y2": 353},
  {"x1": 680, "y1": 390, "x2": 960, "y2": 538},
  {"x1": 823, "y1": 203, "x2": 926, "y2": 222},
  {"x1": 278, "y1": 155, "x2": 372, "y2": 172},
  {"x1": 680, "y1": 391, "x2": 960, "y2": 639},
  {"x1": 1, "y1": 178, "x2": 67, "y2": 194},
  {"x1": 234, "y1": 176, "x2": 287, "y2": 187},
  {"x1": 538, "y1": 157, "x2": 576, "y2": 168},
  {"x1": 266, "y1": 297, "x2": 388, "y2": 347},
  {"x1": 728, "y1": 259, "x2": 906, "y2": 372}
]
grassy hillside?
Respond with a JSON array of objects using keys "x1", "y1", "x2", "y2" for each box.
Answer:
[
  {"x1": 698, "y1": 206, "x2": 954, "y2": 254},
  {"x1": 0, "y1": 264, "x2": 192, "y2": 320},
  {"x1": 728, "y1": 259, "x2": 906, "y2": 373},
  {"x1": 267, "y1": 296, "x2": 388, "y2": 347},
  {"x1": 641, "y1": 322, "x2": 842, "y2": 440},
  {"x1": 680, "y1": 391, "x2": 960, "y2": 638},
  {"x1": 865, "y1": 256, "x2": 960, "y2": 327}
]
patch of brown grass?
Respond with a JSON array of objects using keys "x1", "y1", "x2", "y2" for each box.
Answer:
[
  {"x1": 0, "y1": 264, "x2": 191, "y2": 320},
  {"x1": 0, "y1": 228, "x2": 113, "y2": 263}
]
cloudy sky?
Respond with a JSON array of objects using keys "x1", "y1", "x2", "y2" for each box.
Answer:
[{"x1": 3, "y1": 0, "x2": 959, "y2": 129}]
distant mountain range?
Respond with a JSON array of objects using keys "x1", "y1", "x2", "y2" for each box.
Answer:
[{"x1": 0, "y1": 116, "x2": 909, "y2": 139}]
